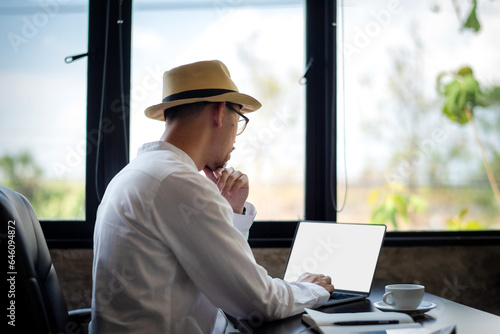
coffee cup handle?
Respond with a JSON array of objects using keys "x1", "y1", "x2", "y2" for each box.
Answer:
[{"x1": 382, "y1": 291, "x2": 395, "y2": 305}]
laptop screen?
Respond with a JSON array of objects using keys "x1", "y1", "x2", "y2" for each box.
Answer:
[{"x1": 283, "y1": 221, "x2": 386, "y2": 293}]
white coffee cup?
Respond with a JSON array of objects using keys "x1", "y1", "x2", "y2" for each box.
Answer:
[{"x1": 382, "y1": 284, "x2": 425, "y2": 309}]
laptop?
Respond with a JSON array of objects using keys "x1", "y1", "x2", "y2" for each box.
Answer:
[{"x1": 283, "y1": 221, "x2": 386, "y2": 307}]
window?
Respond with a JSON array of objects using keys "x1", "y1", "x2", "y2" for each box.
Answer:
[
  {"x1": 0, "y1": 0, "x2": 89, "y2": 220},
  {"x1": 2, "y1": 0, "x2": 498, "y2": 247},
  {"x1": 336, "y1": 0, "x2": 500, "y2": 231},
  {"x1": 131, "y1": 0, "x2": 306, "y2": 220}
]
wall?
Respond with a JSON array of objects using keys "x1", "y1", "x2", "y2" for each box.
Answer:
[
  {"x1": 50, "y1": 249, "x2": 93, "y2": 311},
  {"x1": 51, "y1": 245, "x2": 500, "y2": 316}
]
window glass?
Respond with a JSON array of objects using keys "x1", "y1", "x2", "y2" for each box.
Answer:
[
  {"x1": 0, "y1": 0, "x2": 88, "y2": 219},
  {"x1": 337, "y1": 1, "x2": 500, "y2": 230},
  {"x1": 131, "y1": 0, "x2": 305, "y2": 220}
]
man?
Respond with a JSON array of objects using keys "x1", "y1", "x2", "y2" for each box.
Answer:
[{"x1": 90, "y1": 60, "x2": 333, "y2": 333}]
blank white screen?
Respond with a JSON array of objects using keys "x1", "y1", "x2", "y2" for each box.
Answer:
[{"x1": 283, "y1": 222, "x2": 386, "y2": 293}]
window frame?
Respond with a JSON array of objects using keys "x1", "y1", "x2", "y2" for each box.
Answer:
[
  {"x1": 42, "y1": 0, "x2": 131, "y2": 248},
  {"x1": 41, "y1": 0, "x2": 500, "y2": 249}
]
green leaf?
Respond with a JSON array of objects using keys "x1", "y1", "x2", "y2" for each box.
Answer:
[
  {"x1": 463, "y1": 0, "x2": 481, "y2": 33},
  {"x1": 371, "y1": 207, "x2": 386, "y2": 225},
  {"x1": 394, "y1": 195, "x2": 408, "y2": 220},
  {"x1": 438, "y1": 66, "x2": 485, "y2": 125},
  {"x1": 458, "y1": 208, "x2": 469, "y2": 219},
  {"x1": 442, "y1": 80, "x2": 469, "y2": 124},
  {"x1": 389, "y1": 210, "x2": 398, "y2": 229},
  {"x1": 410, "y1": 196, "x2": 427, "y2": 213}
]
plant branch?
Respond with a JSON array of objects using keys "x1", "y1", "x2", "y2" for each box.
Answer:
[{"x1": 465, "y1": 106, "x2": 500, "y2": 207}]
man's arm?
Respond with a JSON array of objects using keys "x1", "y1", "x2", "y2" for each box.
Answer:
[
  {"x1": 205, "y1": 166, "x2": 334, "y2": 294},
  {"x1": 153, "y1": 171, "x2": 332, "y2": 321}
]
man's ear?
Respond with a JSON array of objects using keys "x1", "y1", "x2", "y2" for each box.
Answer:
[{"x1": 212, "y1": 101, "x2": 225, "y2": 129}]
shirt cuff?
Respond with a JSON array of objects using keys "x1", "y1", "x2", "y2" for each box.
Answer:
[
  {"x1": 289, "y1": 282, "x2": 332, "y2": 309},
  {"x1": 232, "y1": 202, "x2": 256, "y2": 240},
  {"x1": 211, "y1": 309, "x2": 227, "y2": 334}
]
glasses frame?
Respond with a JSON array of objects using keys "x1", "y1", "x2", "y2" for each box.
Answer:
[{"x1": 226, "y1": 103, "x2": 249, "y2": 136}]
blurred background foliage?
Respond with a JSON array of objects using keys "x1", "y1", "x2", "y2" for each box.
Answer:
[
  {"x1": 368, "y1": 0, "x2": 499, "y2": 230},
  {"x1": 0, "y1": 151, "x2": 84, "y2": 219}
]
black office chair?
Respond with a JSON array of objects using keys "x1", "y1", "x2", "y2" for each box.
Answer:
[{"x1": 1, "y1": 185, "x2": 91, "y2": 333}]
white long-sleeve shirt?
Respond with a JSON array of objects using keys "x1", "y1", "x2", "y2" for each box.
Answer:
[{"x1": 90, "y1": 141, "x2": 330, "y2": 334}]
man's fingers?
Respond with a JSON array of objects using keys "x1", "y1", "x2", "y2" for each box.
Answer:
[
  {"x1": 225, "y1": 173, "x2": 248, "y2": 195},
  {"x1": 297, "y1": 273, "x2": 334, "y2": 294},
  {"x1": 215, "y1": 167, "x2": 233, "y2": 190},
  {"x1": 216, "y1": 168, "x2": 248, "y2": 195},
  {"x1": 203, "y1": 167, "x2": 218, "y2": 184}
]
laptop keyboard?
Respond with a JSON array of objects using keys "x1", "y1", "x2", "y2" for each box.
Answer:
[{"x1": 331, "y1": 292, "x2": 359, "y2": 300}]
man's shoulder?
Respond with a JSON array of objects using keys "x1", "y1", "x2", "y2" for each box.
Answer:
[{"x1": 128, "y1": 148, "x2": 196, "y2": 180}]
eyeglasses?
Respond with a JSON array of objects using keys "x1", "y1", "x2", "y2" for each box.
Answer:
[{"x1": 226, "y1": 103, "x2": 249, "y2": 136}]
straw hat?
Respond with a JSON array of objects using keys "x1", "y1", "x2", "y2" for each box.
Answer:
[{"x1": 145, "y1": 60, "x2": 262, "y2": 121}]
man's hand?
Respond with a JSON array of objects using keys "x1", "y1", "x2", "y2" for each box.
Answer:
[
  {"x1": 203, "y1": 167, "x2": 249, "y2": 214},
  {"x1": 297, "y1": 273, "x2": 334, "y2": 294}
]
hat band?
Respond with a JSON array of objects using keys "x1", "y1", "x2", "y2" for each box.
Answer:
[{"x1": 162, "y1": 88, "x2": 236, "y2": 103}]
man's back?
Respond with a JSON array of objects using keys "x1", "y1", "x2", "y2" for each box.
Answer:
[{"x1": 91, "y1": 141, "x2": 228, "y2": 333}]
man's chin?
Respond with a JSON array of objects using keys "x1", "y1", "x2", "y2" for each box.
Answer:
[{"x1": 208, "y1": 153, "x2": 231, "y2": 171}]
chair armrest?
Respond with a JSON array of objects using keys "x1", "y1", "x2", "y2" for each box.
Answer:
[
  {"x1": 69, "y1": 308, "x2": 91, "y2": 322},
  {"x1": 68, "y1": 308, "x2": 92, "y2": 333}
]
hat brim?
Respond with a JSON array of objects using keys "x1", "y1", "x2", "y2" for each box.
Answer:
[{"x1": 145, "y1": 92, "x2": 262, "y2": 121}]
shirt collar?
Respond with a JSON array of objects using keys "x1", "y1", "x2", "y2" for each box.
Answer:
[{"x1": 137, "y1": 141, "x2": 198, "y2": 171}]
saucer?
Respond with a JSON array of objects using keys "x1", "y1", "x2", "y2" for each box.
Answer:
[{"x1": 373, "y1": 300, "x2": 437, "y2": 315}]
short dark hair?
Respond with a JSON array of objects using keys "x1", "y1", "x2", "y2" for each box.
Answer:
[{"x1": 163, "y1": 101, "x2": 211, "y2": 121}]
